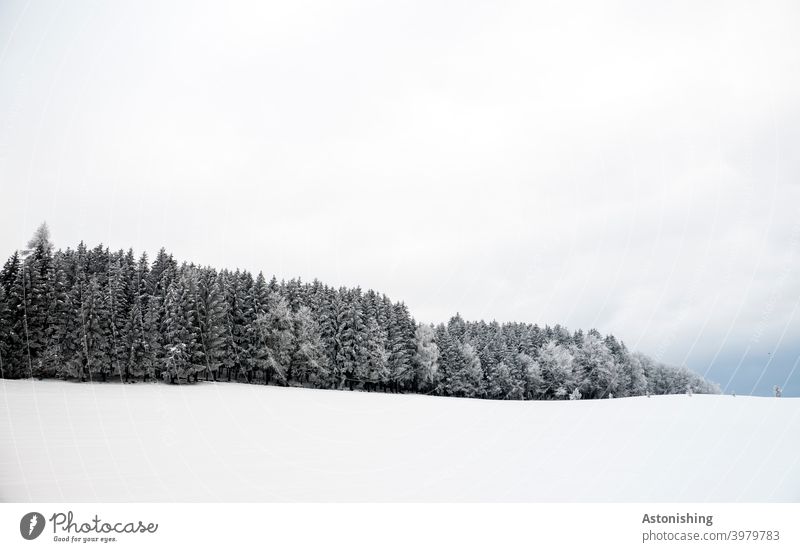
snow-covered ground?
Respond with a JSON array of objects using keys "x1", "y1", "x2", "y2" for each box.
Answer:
[{"x1": 1, "y1": 379, "x2": 798, "y2": 502}]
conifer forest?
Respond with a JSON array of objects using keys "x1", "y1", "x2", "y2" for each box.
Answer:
[{"x1": 0, "y1": 224, "x2": 719, "y2": 399}]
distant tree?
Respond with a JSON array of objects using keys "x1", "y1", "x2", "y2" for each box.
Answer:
[{"x1": 26, "y1": 222, "x2": 53, "y2": 253}]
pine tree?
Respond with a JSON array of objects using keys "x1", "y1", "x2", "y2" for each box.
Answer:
[
  {"x1": 59, "y1": 248, "x2": 86, "y2": 380},
  {"x1": 162, "y1": 282, "x2": 191, "y2": 383},
  {"x1": 39, "y1": 253, "x2": 69, "y2": 378},
  {"x1": 360, "y1": 317, "x2": 388, "y2": 391},
  {"x1": 290, "y1": 305, "x2": 328, "y2": 385},
  {"x1": 179, "y1": 266, "x2": 206, "y2": 382},
  {"x1": 25, "y1": 241, "x2": 57, "y2": 375},
  {"x1": 84, "y1": 275, "x2": 112, "y2": 382},
  {"x1": 313, "y1": 286, "x2": 339, "y2": 388},
  {"x1": 0, "y1": 285, "x2": 12, "y2": 378},
  {"x1": 574, "y1": 330, "x2": 617, "y2": 399},
  {"x1": 447, "y1": 343, "x2": 483, "y2": 398},
  {"x1": 518, "y1": 353, "x2": 543, "y2": 399},
  {"x1": 246, "y1": 272, "x2": 270, "y2": 383},
  {"x1": 223, "y1": 271, "x2": 251, "y2": 382},
  {"x1": 142, "y1": 295, "x2": 162, "y2": 381},
  {"x1": 387, "y1": 302, "x2": 415, "y2": 392},
  {"x1": 433, "y1": 324, "x2": 454, "y2": 395},
  {"x1": 412, "y1": 323, "x2": 439, "y2": 393},
  {"x1": 254, "y1": 292, "x2": 294, "y2": 385},
  {"x1": 197, "y1": 270, "x2": 227, "y2": 381},
  {"x1": 123, "y1": 294, "x2": 147, "y2": 381},
  {"x1": 335, "y1": 289, "x2": 365, "y2": 390},
  {"x1": 108, "y1": 253, "x2": 131, "y2": 381},
  {"x1": 538, "y1": 340, "x2": 575, "y2": 399},
  {"x1": 25, "y1": 222, "x2": 53, "y2": 252},
  {"x1": 0, "y1": 252, "x2": 27, "y2": 378}
]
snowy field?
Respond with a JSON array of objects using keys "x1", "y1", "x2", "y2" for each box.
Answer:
[{"x1": 1, "y1": 379, "x2": 798, "y2": 502}]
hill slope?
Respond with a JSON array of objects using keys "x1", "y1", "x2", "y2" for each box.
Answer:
[{"x1": 1, "y1": 379, "x2": 796, "y2": 502}]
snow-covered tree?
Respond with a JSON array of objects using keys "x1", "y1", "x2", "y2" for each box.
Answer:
[
  {"x1": 360, "y1": 317, "x2": 388, "y2": 391},
  {"x1": 254, "y1": 293, "x2": 294, "y2": 385},
  {"x1": 575, "y1": 330, "x2": 618, "y2": 399},
  {"x1": 537, "y1": 340, "x2": 576, "y2": 399},
  {"x1": 25, "y1": 222, "x2": 53, "y2": 253},
  {"x1": 445, "y1": 342, "x2": 483, "y2": 398},
  {"x1": 291, "y1": 305, "x2": 328, "y2": 385},
  {"x1": 197, "y1": 271, "x2": 227, "y2": 381},
  {"x1": 413, "y1": 323, "x2": 439, "y2": 393}
]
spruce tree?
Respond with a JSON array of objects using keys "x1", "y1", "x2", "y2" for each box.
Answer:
[
  {"x1": 197, "y1": 270, "x2": 227, "y2": 381},
  {"x1": 254, "y1": 292, "x2": 294, "y2": 385},
  {"x1": 290, "y1": 305, "x2": 328, "y2": 385},
  {"x1": 162, "y1": 282, "x2": 191, "y2": 383},
  {"x1": 412, "y1": 323, "x2": 439, "y2": 393},
  {"x1": 361, "y1": 317, "x2": 388, "y2": 391},
  {"x1": 0, "y1": 252, "x2": 26, "y2": 378}
]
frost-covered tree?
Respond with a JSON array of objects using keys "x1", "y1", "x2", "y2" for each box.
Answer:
[
  {"x1": 387, "y1": 302, "x2": 415, "y2": 392},
  {"x1": 107, "y1": 253, "x2": 131, "y2": 381},
  {"x1": 197, "y1": 271, "x2": 227, "y2": 381},
  {"x1": 123, "y1": 294, "x2": 148, "y2": 381},
  {"x1": 575, "y1": 330, "x2": 618, "y2": 399},
  {"x1": 335, "y1": 290, "x2": 365, "y2": 390},
  {"x1": 518, "y1": 353, "x2": 542, "y2": 400},
  {"x1": 485, "y1": 361, "x2": 515, "y2": 399},
  {"x1": 361, "y1": 317, "x2": 388, "y2": 391},
  {"x1": 161, "y1": 282, "x2": 192, "y2": 383},
  {"x1": 254, "y1": 293, "x2": 294, "y2": 385},
  {"x1": 291, "y1": 305, "x2": 328, "y2": 385},
  {"x1": 413, "y1": 323, "x2": 439, "y2": 393},
  {"x1": 537, "y1": 340, "x2": 575, "y2": 399},
  {"x1": 623, "y1": 352, "x2": 649, "y2": 397},
  {"x1": 445, "y1": 343, "x2": 483, "y2": 398},
  {"x1": 84, "y1": 275, "x2": 112, "y2": 382},
  {"x1": 25, "y1": 222, "x2": 53, "y2": 253}
]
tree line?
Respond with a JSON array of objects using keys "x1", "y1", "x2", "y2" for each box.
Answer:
[{"x1": 0, "y1": 224, "x2": 720, "y2": 399}]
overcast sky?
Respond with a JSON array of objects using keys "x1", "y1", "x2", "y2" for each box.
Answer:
[{"x1": 1, "y1": 0, "x2": 798, "y2": 395}]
